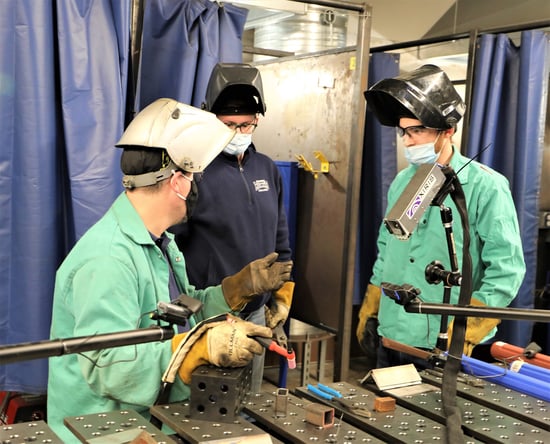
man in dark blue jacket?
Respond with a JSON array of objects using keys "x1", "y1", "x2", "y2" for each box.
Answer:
[{"x1": 175, "y1": 63, "x2": 294, "y2": 392}]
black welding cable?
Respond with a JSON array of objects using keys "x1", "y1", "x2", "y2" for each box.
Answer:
[{"x1": 440, "y1": 166, "x2": 471, "y2": 443}]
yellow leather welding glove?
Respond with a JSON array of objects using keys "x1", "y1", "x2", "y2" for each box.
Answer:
[
  {"x1": 356, "y1": 284, "x2": 381, "y2": 344},
  {"x1": 171, "y1": 315, "x2": 272, "y2": 384},
  {"x1": 265, "y1": 281, "x2": 295, "y2": 328},
  {"x1": 221, "y1": 252, "x2": 293, "y2": 311},
  {"x1": 356, "y1": 284, "x2": 382, "y2": 371},
  {"x1": 447, "y1": 298, "x2": 501, "y2": 356}
]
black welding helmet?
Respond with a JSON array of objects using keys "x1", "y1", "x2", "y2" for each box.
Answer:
[
  {"x1": 203, "y1": 63, "x2": 266, "y2": 116},
  {"x1": 363, "y1": 64, "x2": 466, "y2": 129}
]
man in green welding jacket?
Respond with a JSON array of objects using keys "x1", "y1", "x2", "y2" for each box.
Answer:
[
  {"x1": 48, "y1": 99, "x2": 292, "y2": 442},
  {"x1": 357, "y1": 65, "x2": 525, "y2": 370}
]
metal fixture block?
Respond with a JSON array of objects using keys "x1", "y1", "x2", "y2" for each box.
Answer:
[{"x1": 189, "y1": 364, "x2": 251, "y2": 422}]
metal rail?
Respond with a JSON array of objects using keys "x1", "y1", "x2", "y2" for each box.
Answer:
[
  {"x1": 405, "y1": 301, "x2": 550, "y2": 322},
  {"x1": 0, "y1": 326, "x2": 174, "y2": 364},
  {"x1": 289, "y1": 0, "x2": 366, "y2": 13},
  {"x1": 370, "y1": 18, "x2": 550, "y2": 53}
]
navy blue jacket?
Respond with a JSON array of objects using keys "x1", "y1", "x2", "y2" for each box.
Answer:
[{"x1": 175, "y1": 144, "x2": 292, "y2": 313}]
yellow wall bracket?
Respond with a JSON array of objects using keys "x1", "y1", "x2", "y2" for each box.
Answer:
[{"x1": 295, "y1": 151, "x2": 330, "y2": 179}]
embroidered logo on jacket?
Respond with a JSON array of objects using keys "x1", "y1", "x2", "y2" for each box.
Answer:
[{"x1": 253, "y1": 179, "x2": 270, "y2": 192}]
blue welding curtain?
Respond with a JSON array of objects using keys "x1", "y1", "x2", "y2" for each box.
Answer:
[
  {"x1": 0, "y1": 0, "x2": 246, "y2": 394},
  {"x1": 137, "y1": 0, "x2": 247, "y2": 110},
  {"x1": 354, "y1": 53, "x2": 400, "y2": 305},
  {"x1": 0, "y1": 0, "x2": 129, "y2": 394},
  {"x1": 466, "y1": 30, "x2": 549, "y2": 347}
]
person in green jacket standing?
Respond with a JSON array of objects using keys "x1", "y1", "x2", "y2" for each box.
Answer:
[
  {"x1": 47, "y1": 99, "x2": 292, "y2": 442},
  {"x1": 356, "y1": 65, "x2": 525, "y2": 370}
]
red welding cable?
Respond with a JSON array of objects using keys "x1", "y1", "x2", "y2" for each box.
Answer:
[{"x1": 490, "y1": 341, "x2": 550, "y2": 370}]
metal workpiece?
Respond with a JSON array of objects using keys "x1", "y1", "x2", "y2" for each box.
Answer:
[
  {"x1": 304, "y1": 402, "x2": 335, "y2": 428},
  {"x1": 63, "y1": 409, "x2": 175, "y2": 443},
  {"x1": 295, "y1": 382, "x2": 456, "y2": 443},
  {"x1": 0, "y1": 421, "x2": 63, "y2": 444},
  {"x1": 421, "y1": 369, "x2": 550, "y2": 431},
  {"x1": 149, "y1": 402, "x2": 272, "y2": 444},
  {"x1": 389, "y1": 385, "x2": 550, "y2": 442},
  {"x1": 274, "y1": 387, "x2": 289, "y2": 418},
  {"x1": 242, "y1": 390, "x2": 382, "y2": 443}
]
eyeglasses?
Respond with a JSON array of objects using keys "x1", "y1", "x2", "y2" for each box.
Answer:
[
  {"x1": 223, "y1": 120, "x2": 258, "y2": 134},
  {"x1": 396, "y1": 125, "x2": 429, "y2": 138}
]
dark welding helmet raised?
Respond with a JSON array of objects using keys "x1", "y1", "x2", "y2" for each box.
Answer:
[
  {"x1": 363, "y1": 64, "x2": 466, "y2": 129},
  {"x1": 203, "y1": 63, "x2": 266, "y2": 116}
]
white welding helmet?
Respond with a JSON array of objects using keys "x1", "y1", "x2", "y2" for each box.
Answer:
[{"x1": 116, "y1": 98, "x2": 235, "y2": 187}]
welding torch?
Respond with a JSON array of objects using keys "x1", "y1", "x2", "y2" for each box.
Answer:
[{"x1": 254, "y1": 322, "x2": 296, "y2": 369}]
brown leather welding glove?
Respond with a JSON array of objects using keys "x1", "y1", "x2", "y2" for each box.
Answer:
[
  {"x1": 172, "y1": 315, "x2": 272, "y2": 384},
  {"x1": 221, "y1": 252, "x2": 293, "y2": 311},
  {"x1": 447, "y1": 298, "x2": 501, "y2": 356},
  {"x1": 265, "y1": 281, "x2": 295, "y2": 328}
]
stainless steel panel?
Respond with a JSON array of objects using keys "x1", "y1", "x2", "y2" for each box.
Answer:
[{"x1": 253, "y1": 50, "x2": 358, "y2": 330}]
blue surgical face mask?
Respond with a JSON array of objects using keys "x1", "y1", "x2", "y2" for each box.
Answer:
[
  {"x1": 403, "y1": 133, "x2": 441, "y2": 166},
  {"x1": 223, "y1": 133, "x2": 252, "y2": 156}
]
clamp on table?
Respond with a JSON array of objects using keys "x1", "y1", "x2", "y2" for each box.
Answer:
[{"x1": 307, "y1": 383, "x2": 371, "y2": 418}]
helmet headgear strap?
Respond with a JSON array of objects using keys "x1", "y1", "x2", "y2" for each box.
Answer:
[{"x1": 122, "y1": 151, "x2": 180, "y2": 189}]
